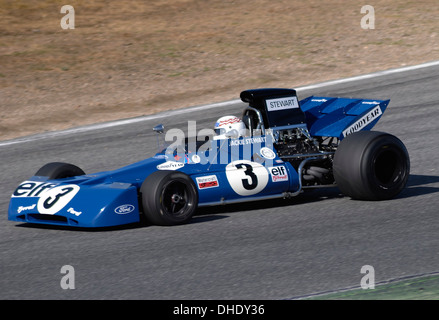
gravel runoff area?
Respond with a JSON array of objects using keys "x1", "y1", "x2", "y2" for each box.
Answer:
[{"x1": 1, "y1": 0, "x2": 438, "y2": 140}]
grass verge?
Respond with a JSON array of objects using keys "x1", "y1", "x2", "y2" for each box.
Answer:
[{"x1": 302, "y1": 274, "x2": 439, "y2": 300}]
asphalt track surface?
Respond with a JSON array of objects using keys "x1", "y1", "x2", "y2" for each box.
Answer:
[{"x1": 1, "y1": 62, "x2": 438, "y2": 300}]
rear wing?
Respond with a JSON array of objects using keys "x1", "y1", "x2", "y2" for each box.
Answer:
[{"x1": 299, "y1": 96, "x2": 390, "y2": 140}]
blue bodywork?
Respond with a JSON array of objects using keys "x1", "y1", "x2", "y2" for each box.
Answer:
[
  {"x1": 300, "y1": 96, "x2": 389, "y2": 139},
  {"x1": 8, "y1": 89, "x2": 390, "y2": 228}
]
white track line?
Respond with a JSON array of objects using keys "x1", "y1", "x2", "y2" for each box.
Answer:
[
  {"x1": 1, "y1": 60, "x2": 439, "y2": 148},
  {"x1": 297, "y1": 60, "x2": 439, "y2": 91}
]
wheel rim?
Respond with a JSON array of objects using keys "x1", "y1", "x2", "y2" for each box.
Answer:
[{"x1": 160, "y1": 180, "x2": 193, "y2": 218}]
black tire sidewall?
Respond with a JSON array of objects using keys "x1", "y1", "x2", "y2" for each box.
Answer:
[
  {"x1": 333, "y1": 131, "x2": 410, "y2": 200},
  {"x1": 141, "y1": 170, "x2": 198, "y2": 226},
  {"x1": 362, "y1": 134, "x2": 410, "y2": 199},
  {"x1": 35, "y1": 162, "x2": 85, "y2": 179}
]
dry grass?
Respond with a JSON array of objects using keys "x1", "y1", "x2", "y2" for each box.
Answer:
[{"x1": 0, "y1": 0, "x2": 438, "y2": 140}]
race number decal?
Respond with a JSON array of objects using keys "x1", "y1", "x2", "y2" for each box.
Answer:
[
  {"x1": 37, "y1": 184, "x2": 80, "y2": 215},
  {"x1": 225, "y1": 160, "x2": 269, "y2": 196}
]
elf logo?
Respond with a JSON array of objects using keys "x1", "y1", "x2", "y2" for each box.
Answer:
[
  {"x1": 12, "y1": 181, "x2": 59, "y2": 198},
  {"x1": 268, "y1": 166, "x2": 288, "y2": 182}
]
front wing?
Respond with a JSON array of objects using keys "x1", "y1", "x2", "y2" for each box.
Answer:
[{"x1": 8, "y1": 177, "x2": 140, "y2": 227}]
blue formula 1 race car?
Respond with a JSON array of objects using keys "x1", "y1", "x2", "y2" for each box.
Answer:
[{"x1": 8, "y1": 88, "x2": 410, "y2": 228}]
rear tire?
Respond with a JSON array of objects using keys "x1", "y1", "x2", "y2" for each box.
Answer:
[
  {"x1": 140, "y1": 170, "x2": 198, "y2": 226},
  {"x1": 35, "y1": 162, "x2": 85, "y2": 180},
  {"x1": 333, "y1": 131, "x2": 410, "y2": 200}
]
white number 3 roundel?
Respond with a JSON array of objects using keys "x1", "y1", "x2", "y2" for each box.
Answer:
[
  {"x1": 225, "y1": 160, "x2": 269, "y2": 196},
  {"x1": 37, "y1": 184, "x2": 80, "y2": 215}
]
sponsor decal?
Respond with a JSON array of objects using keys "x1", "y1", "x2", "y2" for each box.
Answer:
[
  {"x1": 311, "y1": 98, "x2": 328, "y2": 103},
  {"x1": 67, "y1": 207, "x2": 82, "y2": 216},
  {"x1": 229, "y1": 136, "x2": 266, "y2": 146},
  {"x1": 17, "y1": 204, "x2": 36, "y2": 213},
  {"x1": 259, "y1": 147, "x2": 276, "y2": 160},
  {"x1": 195, "y1": 175, "x2": 219, "y2": 189},
  {"x1": 157, "y1": 161, "x2": 184, "y2": 170},
  {"x1": 114, "y1": 204, "x2": 135, "y2": 214},
  {"x1": 361, "y1": 101, "x2": 380, "y2": 105},
  {"x1": 342, "y1": 106, "x2": 382, "y2": 137},
  {"x1": 12, "y1": 181, "x2": 58, "y2": 198},
  {"x1": 266, "y1": 96, "x2": 299, "y2": 112},
  {"x1": 268, "y1": 166, "x2": 288, "y2": 182}
]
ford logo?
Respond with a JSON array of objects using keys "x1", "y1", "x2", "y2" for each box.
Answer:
[{"x1": 114, "y1": 204, "x2": 135, "y2": 214}]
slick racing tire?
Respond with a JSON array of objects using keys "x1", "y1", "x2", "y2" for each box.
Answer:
[
  {"x1": 333, "y1": 131, "x2": 410, "y2": 200},
  {"x1": 140, "y1": 170, "x2": 198, "y2": 226},
  {"x1": 35, "y1": 162, "x2": 85, "y2": 180}
]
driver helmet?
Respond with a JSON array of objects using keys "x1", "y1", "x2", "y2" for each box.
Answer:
[{"x1": 213, "y1": 115, "x2": 247, "y2": 140}]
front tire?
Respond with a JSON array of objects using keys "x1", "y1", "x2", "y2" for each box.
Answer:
[
  {"x1": 140, "y1": 170, "x2": 198, "y2": 226},
  {"x1": 35, "y1": 162, "x2": 85, "y2": 179},
  {"x1": 333, "y1": 131, "x2": 410, "y2": 200}
]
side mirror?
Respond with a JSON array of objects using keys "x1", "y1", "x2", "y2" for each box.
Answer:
[
  {"x1": 153, "y1": 124, "x2": 164, "y2": 134},
  {"x1": 153, "y1": 124, "x2": 165, "y2": 154}
]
